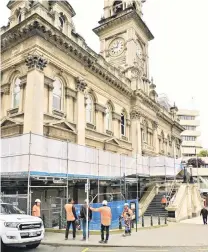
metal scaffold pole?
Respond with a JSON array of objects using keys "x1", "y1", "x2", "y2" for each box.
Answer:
[
  {"x1": 97, "y1": 150, "x2": 100, "y2": 203},
  {"x1": 27, "y1": 132, "x2": 32, "y2": 215},
  {"x1": 66, "y1": 141, "x2": 69, "y2": 203}
]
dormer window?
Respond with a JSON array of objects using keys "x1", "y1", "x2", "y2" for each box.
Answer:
[
  {"x1": 59, "y1": 13, "x2": 65, "y2": 29},
  {"x1": 18, "y1": 13, "x2": 22, "y2": 23},
  {"x1": 113, "y1": 1, "x2": 123, "y2": 14}
]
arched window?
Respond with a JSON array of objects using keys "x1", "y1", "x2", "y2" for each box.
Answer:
[
  {"x1": 121, "y1": 112, "x2": 126, "y2": 136},
  {"x1": 86, "y1": 95, "x2": 94, "y2": 124},
  {"x1": 12, "y1": 77, "x2": 21, "y2": 108},
  {"x1": 52, "y1": 78, "x2": 62, "y2": 111},
  {"x1": 105, "y1": 105, "x2": 112, "y2": 131},
  {"x1": 142, "y1": 121, "x2": 148, "y2": 143}
]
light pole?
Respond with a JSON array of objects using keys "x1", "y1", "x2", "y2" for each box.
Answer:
[{"x1": 181, "y1": 161, "x2": 187, "y2": 183}]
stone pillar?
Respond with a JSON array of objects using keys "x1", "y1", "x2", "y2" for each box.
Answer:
[
  {"x1": 44, "y1": 76, "x2": 54, "y2": 114},
  {"x1": 76, "y1": 77, "x2": 87, "y2": 145},
  {"x1": 65, "y1": 87, "x2": 77, "y2": 122},
  {"x1": 23, "y1": 53, "x2": 48, "y2": 134},
  {"x1": 130, "y1": 110, "x2": 142, "y2": 156},
  {"x1": 19, "y1": 75, "x2": 27, "y2": 113},
  {"x1": 112, "y1": 112, "x2": 121, "y2": 138},
  {"x1": 1, "y1": 84, "x2": 10, "y2": 117},
  {"x1": 95, "y1": 103, "x2": 106, "y2": 133},
  {"x1": 152, "y1": 121, "x2": 159, "y2": 154}
]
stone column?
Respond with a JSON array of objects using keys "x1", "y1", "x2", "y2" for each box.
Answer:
[
  {"x1": 76, "y1": 77, "x2": 87, "y2": 145},
  {"x1": 65, "y1": 87, "x2": 77, "y2": 122},
  {"x1": 19, "y1": 75, "x2": 27, "y2": 113},
  {"x1": 152, "y1": 121, "x2": 159, "y2": 154},
  {"x1": 112, "y1": 112, "x2": 121, "y2": 138},
  {"x1": 1, "y1": 84, "x2": 10, "y2": 117},
  {"x1": 130, "y1": 110, "x2": 142, "y2": 156},
  {"x1": 23, "y1": 53, "x2": 48, "y2": 134},
  {"x1": 44, "y1": 76, "x2": 54, "y2": 114},
  {"x1": 95, "y1": 103, "x2": 106, "y2": 133}
]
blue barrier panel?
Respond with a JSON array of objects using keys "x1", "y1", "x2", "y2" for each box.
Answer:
[{"x1": 74, "y1": 199, "x2": 139, "y2": 230}]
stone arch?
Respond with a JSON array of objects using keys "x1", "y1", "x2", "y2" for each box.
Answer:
[{"x1": 86, "y1": 88, "x2": 98, "y2": 104}]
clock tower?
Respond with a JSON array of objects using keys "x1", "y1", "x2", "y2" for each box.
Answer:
[{"x1": 93, "y1": 0, "x2": 154, "y2": 91}]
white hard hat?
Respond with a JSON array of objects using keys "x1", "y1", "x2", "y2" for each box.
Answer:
[
  {"x1": 102, "y1": 200, "x2": 108, "y2": 206},
  {"x1": 124, "y1": 203, "x2": 129, "y2": 207},
  {"x1": 35, "y1": 199, "x2": 41, "y2": 203}
]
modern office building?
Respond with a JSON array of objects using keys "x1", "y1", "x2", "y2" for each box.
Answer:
[{"x1": 177, "y1": 109, "x2": 202, "y2": 159}]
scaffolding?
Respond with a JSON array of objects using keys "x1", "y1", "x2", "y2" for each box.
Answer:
[{"x1": 1, "y1": 133, "x2": 182, "y2": 214}]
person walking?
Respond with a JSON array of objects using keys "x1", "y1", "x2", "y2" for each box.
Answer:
[
  {"x1": 32, "y1": 199, "x2": 41, "y2": 218},
  {"x1": 64, "y1": 198, "x2": 77, "y2": 240},
  {"x1": 80, "y1": 199, "x2": 92, "y2": 241},
  {"x1": 90, "y1": 200, "x2": 112, "y2": 244},
  {"x1": 200, "y1": 207, "x2": 208, "y2": 225},
  {"x1": 121, "y1": 203, "x2": 133, "y2": 237},
  {"x1": 161, "y1": 195, "x2": 167, "y2": 208}
]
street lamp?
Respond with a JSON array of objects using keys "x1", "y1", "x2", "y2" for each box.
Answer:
[
  {"x1": 181, "y1": 161, "x2": 187, "y2": 183},
  {"x1": 188, "y1": 165, "x2": 194, "y2": 184}
]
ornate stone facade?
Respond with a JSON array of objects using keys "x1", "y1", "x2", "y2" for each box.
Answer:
[{"x1": 1, "y1": 0, "x2": 184, "y2": 157}]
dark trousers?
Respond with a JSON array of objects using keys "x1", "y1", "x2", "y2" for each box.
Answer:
[
  {"x1": 65, "y1": 221, "x2": 76, "y2": 238},
  {"x1": 203, "y1": 216, "x2": 207, "y2": 224},
  {"x1": 101, "y1": 224, "x2": 109, "y2": 241}
]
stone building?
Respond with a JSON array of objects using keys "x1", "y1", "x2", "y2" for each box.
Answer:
[{"x1": 1, "y1": 0, "x2": 183, "y2": 159}]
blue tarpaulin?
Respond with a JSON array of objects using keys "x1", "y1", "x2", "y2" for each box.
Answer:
[{"x1": 75, "y1": 199, "x2": 139, "y2": 230}]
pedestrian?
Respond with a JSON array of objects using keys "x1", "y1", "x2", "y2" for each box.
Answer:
[
  {"x1": 80, "y1": 199, "x2": 92, "y2": 241},
  {"x1": 32, "y1": 199, "x2": 41, "y2": 218},
  {"x1": 90, "y1": 200, "x2": 112, "y2": 244},
  {"x1": 161, "y1": 195, "x2": 167, "y2": 208},
  {"x1": 200, "y1": 207, "x2": 208, "y2": 225},
  {"x1": 121, "y1": 203, "x2": 133, "y2": 237},
  {"x1": 64, "y1": 198, "x2": 77, "y2": 240}
]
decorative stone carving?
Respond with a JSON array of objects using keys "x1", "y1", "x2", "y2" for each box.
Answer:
[
  {"x1": 112, "y1": 112, "x2": 121, "y2": 121},
  {"x1": 152, "y1": 121, "x2": 158, "y2": 130},
  {"x1": 7, "y1": 108, "x2": 19, "y2": 116},
  {"x1": 44, "y1": 76, "x2": 54, "y2": 90},
  {"x1": 65, "y1": 87, "x2": 77, "y2": 99},
  {"x1": 25, "y1": 53, "x2": 48, "y2": 71},
  {"x1": 126, "y1": 119, "x2": 131, "y2": 126},
  {"x1": 95, "y1": 103, "x2": 106, "y2": 113},
  {"x1": 76, "y1": 77, "x2": 87, "y2": 92},
  {"x1": 19, "y1": 75, "x2": 27, "y2": 89},
  {"x1": 1, "y1": 83, "x2": 10, "y2": 95},
  {"x1": 130, "y1": 110, "x2": 141, "y2": 120}
]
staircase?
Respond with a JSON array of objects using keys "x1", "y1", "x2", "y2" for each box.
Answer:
[{"x1": 144, "y1": 192, "x2": 169, "y2": 217}]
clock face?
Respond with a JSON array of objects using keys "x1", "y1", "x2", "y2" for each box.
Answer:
[
  {"x1": 109, "y1": 38, "x2": 125, "y2": 57},
  {"x1": 136, "y1": 43, "x2": 143, "y2": 59}
]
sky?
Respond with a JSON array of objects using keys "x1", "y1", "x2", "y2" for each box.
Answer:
[{"x1": 0, "y1": 0, "x2": 207, "y2": 148}]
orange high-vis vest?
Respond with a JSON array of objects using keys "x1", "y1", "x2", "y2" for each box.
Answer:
[
  {"x1": 32, "y1": 205, "x2": 40, "y2": 217},
  {"x1": 161, "y1": 198, "x2": 167, "y2": 204},
  {"x1": 65, "y1": 203, "x2": 75, "y2": 221},
  {"x1": 91, "y1": 206, "x2": 112, "y2": 226}
]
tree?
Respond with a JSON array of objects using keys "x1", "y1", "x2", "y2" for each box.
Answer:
[
  {"x1": 198, "y1": 150, "x2": 208, "y2": 157},
  {"x1": 187, "y1": 158, "x2": 205, "y2": 168}
]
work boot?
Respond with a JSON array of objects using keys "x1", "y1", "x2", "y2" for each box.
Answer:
[
  {"x1": 99, "y1": 240, "x2": 104, "y2": 243},
  {"x1": 104, "y1": 240, "x2": 108, "y2": 244}
]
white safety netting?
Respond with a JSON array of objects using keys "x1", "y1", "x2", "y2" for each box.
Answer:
[{"x1": 1, "y1": 134, "x2": 182, "y2": 178}]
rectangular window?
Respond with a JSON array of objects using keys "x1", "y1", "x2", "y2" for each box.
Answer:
[
  {"x1": 53, "y1": 96, "x2": 61, "y2": 111},
  {"x1": 121, "y1": 114, "x2": 125, "y2": 136},
  {"x1": 179, "y1": 115, "x2": 195, "y2": 120}
]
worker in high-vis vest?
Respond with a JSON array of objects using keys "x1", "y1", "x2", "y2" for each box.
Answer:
[
  {"x1": 64, "y1": 198, "x2": 77, "y2": 240},
  {"x1": 32, "y1": 199, "x2": 41, "y2": 218},
  {"x1": 90, "y1": 200, "x2": 112, "y2": 244}
]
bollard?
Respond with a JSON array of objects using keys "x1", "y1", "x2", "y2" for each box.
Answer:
[
  {"x1": 59, "y1": 214, "x2": 61, "y2": 230},
  {"x1": 142, "y1": 216, "x2": 144, "y2": 227},
  {"x1": 165, "y1": 215, "x2": 167, "y2": 225},
  {"x1": 150, "y1": 215, "x2": 153, "y2": 226},
  {"x1": 158, "y1": 215, "x2": 160, "y2": 225},
  {"x1": 119, "y1": 216, "x2": 122, "y2": 229}
]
